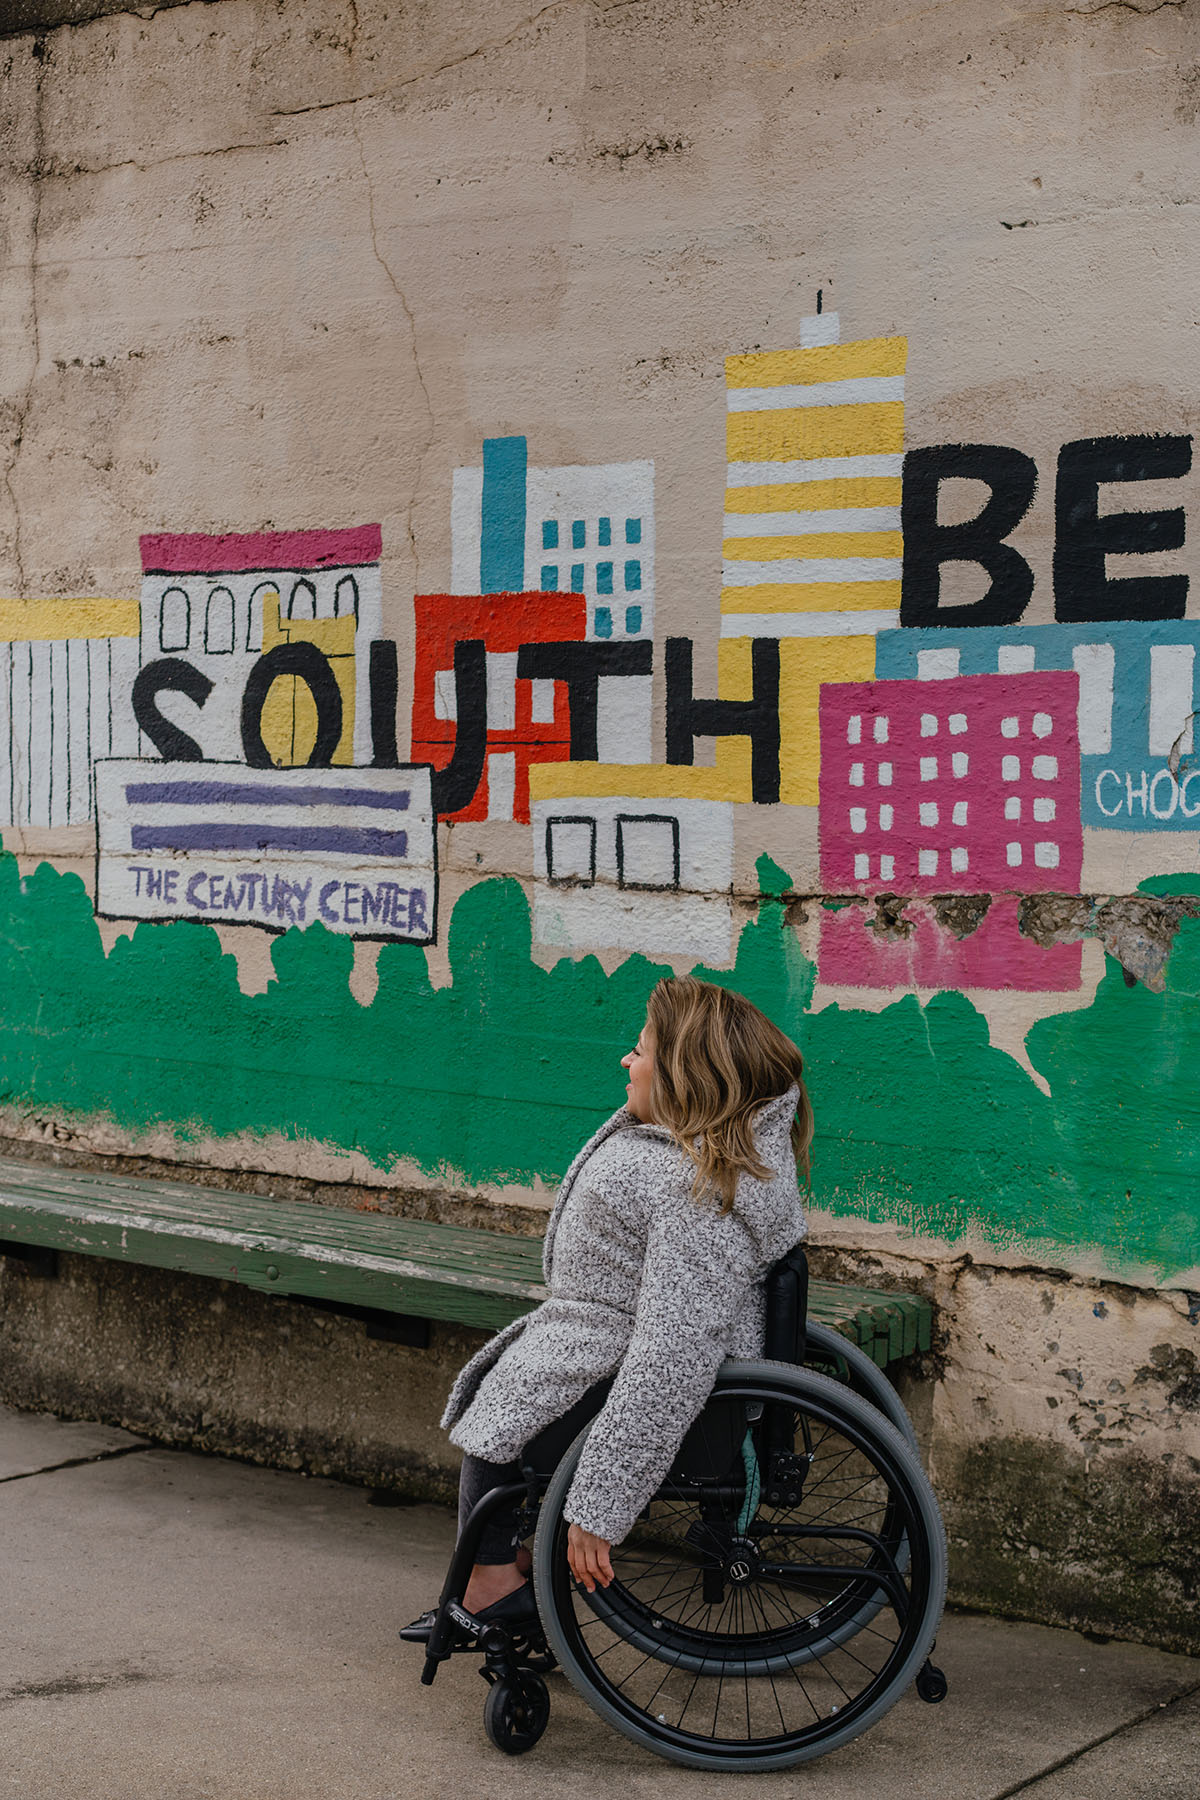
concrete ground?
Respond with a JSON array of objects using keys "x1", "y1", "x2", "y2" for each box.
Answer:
[{"x1": 2, "y1": 1404, "x2": 1197, "y2": 1800}]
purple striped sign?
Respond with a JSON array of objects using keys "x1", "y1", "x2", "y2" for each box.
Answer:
[{"x1": 95, "y1": 759, "x2": 437, "y2": 942}]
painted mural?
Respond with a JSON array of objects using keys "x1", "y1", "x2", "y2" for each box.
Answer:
[{"x1": 1, "y1": 305, "x2": 1197, "y2": 1281}]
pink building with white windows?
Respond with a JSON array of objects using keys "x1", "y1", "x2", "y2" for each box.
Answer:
[{"x1": 818, "y1": 671, "x2": 1084, "y2": 990}]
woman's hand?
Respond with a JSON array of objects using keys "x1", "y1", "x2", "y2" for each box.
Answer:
[{"x1": 567, "y1": 1523, "x2": 614, "y2": 1592}]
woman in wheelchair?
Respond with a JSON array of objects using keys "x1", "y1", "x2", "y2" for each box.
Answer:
[
  {"x1": 402, "y1": 975, "x2": 812, "y2": 1636},
  {"x1": 401, "y1": 976, "x2": 947, "y2": 1768}
]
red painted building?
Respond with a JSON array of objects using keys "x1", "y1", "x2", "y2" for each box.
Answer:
[{"x1": 411, "y1": 592, "x2": 586, "y2": 823}]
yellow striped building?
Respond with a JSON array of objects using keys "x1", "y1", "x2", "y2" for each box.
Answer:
[{"x1": 720, "y1": 320, "x2": 907, "y2": 805}]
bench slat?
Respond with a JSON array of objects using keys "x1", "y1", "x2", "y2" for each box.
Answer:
[{"x1": 0, "y1": 1159, "x2": 931, "y2": 1358}]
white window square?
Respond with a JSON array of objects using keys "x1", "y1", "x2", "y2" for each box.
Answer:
[
  {"x1": 917, "y1": 648, "x2": 960, "y2": 679},
  {"x1": 486, "y1": 651, "x2": 519, "y2": 731},
  {"x1": 920, "y1": 757, "x2": 938, "y2": 782},
  {"x1": 529, "y1": 678, "x2": 557, "y2": 724},
  {"x1": 486, "y1": 752, "x2": 516, "y2": 821},
  {"x1": 617, "y1": 815, "x2": 680, "y2": 890},
  {"x1": 546, "y1": 816, "x2": 596, "y2": 885},
  {"x1": 920, "y1": 714, "x2": 938, "y2": 737},
  {"x1": 850, "y1": 807, "x2": 867, "y2": 833},
  {"x1": 952, "y1": 800, "x2": 968, "y2": 827},
  {"x1": 1001, "y1": 716, "x2": 1019, "y2": 739},
  {"x1": 880, "y1": 855, "x2": 895, "y2": 881},
  {"x1": 847, "y1": 715, "x2": 862, "y2": 744},
  {"x1": 1032, "y1": 755, "x2": 1058, "y2": 780},
  {"x1": 1005, "y1": 796, "x2": 1021, "y2": 821},
  {"x1": 1033, "y1": 796, "x2": 1056, "y2": 822},
  {"x1": 158, "y1": 586, "x2": 191, "y2": 653},
  {"x1": 1032, "y1": 712, "x2": 1053, "y2": 739},
  {"x1": 878, "y1": 762, "x2": 893, "y2": 786},
  {"x1": 1034, "y1": 841, "x2": 1060, "y2": 868},
  {"x1": 854, "y1": 854, "x2": 870, "y2": 880},
  {"x1": 1006, "y1": 842, "x2": 1023, "y2": 867},
  {"x1": 950, "y1": 846, "x2": 969, "y2": 873},
  {"x1": 918, "y1": 849, "x2": 939, "y2": 876},
  {"x1": 1002, "y1": 756, "x2": 1021, "y2": 781},
  {"x1": 998, "y1": 644, "x2": 1036, "y2": 673},
  {"x1": 949, "y1": 713, "x2": 967, "y2": 735},
  {"x1": 952, "y1": 752, "x2": 969, "y2": 777},
  {"x1": 879, "y1": 804, "x2": 894, "y2": 830},
  {"x1": 873, "y1": 716, "x2": 889, "y2": 744},
  {"x1": 433, "y1": 667, "x2": 458, "y2": 721},
  {"x1": 919, "y1": 802, "x2": 939, "y2": 827},
  {"x1": 849, "y1": 762, "x2": 865, "y2": 786}
]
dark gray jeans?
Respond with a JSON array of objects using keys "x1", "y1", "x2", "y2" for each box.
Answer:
[{"x1": 457, "y1": 1452, "x2": 524, "y2": 1564}]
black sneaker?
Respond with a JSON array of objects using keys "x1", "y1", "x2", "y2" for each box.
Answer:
[{"x1": 398, "y1": 1581, "x2": 538, "y2": 1645}]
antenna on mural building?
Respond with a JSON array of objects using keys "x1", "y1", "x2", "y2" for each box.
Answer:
[{"x1": 800, "y1": 292, "x2": 839, "y2": 348}]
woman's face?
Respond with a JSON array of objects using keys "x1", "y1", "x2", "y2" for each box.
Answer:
[{"x1": 621, "y1": 1024, "x2": 656, "y2": 1122}]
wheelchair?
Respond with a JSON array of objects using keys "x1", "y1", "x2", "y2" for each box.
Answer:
[{"x1": 411, "y1": 1247, "x2": 948, "y2": 1770}]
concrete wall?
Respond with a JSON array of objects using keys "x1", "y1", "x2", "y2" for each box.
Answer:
[{"x1": 0, "y1": 0, "x2": 1198, "y2": 1646}]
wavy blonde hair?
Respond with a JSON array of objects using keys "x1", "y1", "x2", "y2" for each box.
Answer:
[{"x1": 644, "y1": 976, "x2": 814, "y2": 1213}]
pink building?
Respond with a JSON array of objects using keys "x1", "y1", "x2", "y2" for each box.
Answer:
[{"x1": 818, "y1": 670, "x2": 1083, "y2": 991}]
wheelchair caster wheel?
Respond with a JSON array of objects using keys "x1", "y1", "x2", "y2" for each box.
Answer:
[
  {"x1": 483, "y1": 1672, "x2": 550, "y2": 1754},
  {"x1": 916, "y1": 1660, "x2": 948, "y2": 1704}
]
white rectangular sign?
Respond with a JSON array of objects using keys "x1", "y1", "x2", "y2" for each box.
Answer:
[{"x1": 95, "y1": 760, "x2": 437, "y2": 941}]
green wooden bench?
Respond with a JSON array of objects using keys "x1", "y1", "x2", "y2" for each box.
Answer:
[{"x1": 0, "y1": 1155, "x2": 931, "y2": 1370}]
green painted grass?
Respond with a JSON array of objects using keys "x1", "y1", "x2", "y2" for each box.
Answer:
[{"x1": 0, "y1": 852, "x2": 1194, "y2": 1279}]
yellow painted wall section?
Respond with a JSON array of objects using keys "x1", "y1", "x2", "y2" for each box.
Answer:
[
  {"x1": 720, "y1": 580, "x2": 902, "y2": 613},
  {"x1": 725, "y1": 336, "x2": 909, "y2": 388},
  {"x1": 0, "y1": 598, "x2": 139, "y2": 641},
  {"x1": 260, "y1": 596, "x2": 356, "y2": 766},
  {"x1": 722, "y1": 530, "x2": 904, "y2": 562},
  {"x1": 724, "y1": 477, "x2": 903, "y2": 512},
  {"x1": 528, "y1": 759, "x2": 749, "y2": 803},
  {"x1": 726, "y1": 402, "x2": 906, "y2": 464},
  {"x1": 779, "y1": 634, "x2": 877, "y2": 806}
]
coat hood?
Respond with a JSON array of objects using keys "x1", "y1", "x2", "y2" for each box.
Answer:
[
  {"x1": 729, "y1": 1082, "x2": 807, "y2": 1261},
  {"x1": 639, "y1": 1081, "x2": 807, "y2": 1263}
]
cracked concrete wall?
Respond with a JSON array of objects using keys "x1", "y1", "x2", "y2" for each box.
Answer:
[{"x1": 0, "y1": 0, "x2": 1199, "y2": 1645}]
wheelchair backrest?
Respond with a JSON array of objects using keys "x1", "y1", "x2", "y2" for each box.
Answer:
[{"x1": 763, "y1": 1238, "x2": 809, "y2": 1366}]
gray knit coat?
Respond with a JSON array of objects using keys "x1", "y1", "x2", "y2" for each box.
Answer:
[{"x1": 440, "y1": 1087, "x2": 807, "y2": 1545}]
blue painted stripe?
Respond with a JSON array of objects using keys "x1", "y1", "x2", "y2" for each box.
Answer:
[
  {"x1": 125, "y1": 781, "x2": 411, "y2": 811},
  {"x1": 130, "y1": 825, "x2": 409, "y2": 857},
  {"x1": 480, "y1": 435, "x2": 527, "y2": 593}
]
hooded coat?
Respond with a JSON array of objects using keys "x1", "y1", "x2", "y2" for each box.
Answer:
[{"x1": 441, "y1": 1087, "x2": 807, "y2": 1545}]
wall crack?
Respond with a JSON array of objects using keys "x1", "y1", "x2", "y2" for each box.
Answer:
[
  {"x1": 2, "y1": 36, "x2": 46, "y2": 593},
  {"x1": 351, "y1": 115, "x2": 434, "y2": 588},
  {"x1": 274, "y1": 0, "x2": 619, "y2": 120},
  {"x1": 44, "y1": 135, "x2": 291, "y2": 182},
  {"x1": 1066, "y1": 0, "x2": 1187, "y2": 14}
]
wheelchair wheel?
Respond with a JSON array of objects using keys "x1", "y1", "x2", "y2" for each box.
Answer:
[
  {"x1": 483, "y1": 1671, "x2": 550, "y2": 1754},
  {"x1": 532, "y1": 1361, "x2": 946, "y2": 1771}
]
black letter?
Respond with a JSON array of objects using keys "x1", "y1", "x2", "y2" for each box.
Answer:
[
  {"x1": 369, "y1": 640, "x2": 399, "y2": 767},
  {"x1": 664, "y1": 636, "x2": 780, "y2": 804},
  {"x1": 515, "y1": 640, "x2": 653, "y2": 761},
  {"x1": 429, "y1": 639, "x2": 488, "y2": 815},
  {"x1": 900, "y1": 444, "x2": 1038, "y2": 627},
  {"x1": 1054, "y1": 434, "x2": 1191, "y2": 623},
  {"x1": 241, "y1": 642, "x2": 343, "y2": 768},
  {"x1": 131, "y1": 657, "x2": 214, "y2": 761}
]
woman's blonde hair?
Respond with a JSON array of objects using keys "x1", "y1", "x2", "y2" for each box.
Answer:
[{"x1": 644, "y1": 975, "x2": 814, "y2": 1213}]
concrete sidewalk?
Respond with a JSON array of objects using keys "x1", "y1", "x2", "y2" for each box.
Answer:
[{"x1": 1, "y1": 1403, "x2": 1196, "y2": 1800}]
